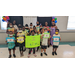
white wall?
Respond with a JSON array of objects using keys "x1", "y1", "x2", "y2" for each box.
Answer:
[{"x1": 0, "y1": 16, "x2": 75, "y2": 44}]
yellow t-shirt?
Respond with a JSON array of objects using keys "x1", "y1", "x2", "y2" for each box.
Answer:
[{"x1": 17, "y1": 32, "x2": 24, "y2": 37}]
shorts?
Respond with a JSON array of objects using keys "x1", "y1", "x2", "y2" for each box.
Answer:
[
  {"x1": 41, "y1": 45, "x2": 47, "y2": 49},
  {"x1": 53, "y1": 45, "x2": 58, "y2": 48},
  {"x1": 8, "y1": 47, "x2": 15, "y2": 51}
]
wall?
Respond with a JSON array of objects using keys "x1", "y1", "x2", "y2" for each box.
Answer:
[
  {"x1": 0, "y1": 32, "x2": 8, "y2": 44},
  {"x1": 0, "y1": 16, "x2": 75, "y2": 44}
]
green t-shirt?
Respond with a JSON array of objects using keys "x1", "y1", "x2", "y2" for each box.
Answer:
[{"x1": 6, "y1": 37, "x2": 15, "y2": 49}]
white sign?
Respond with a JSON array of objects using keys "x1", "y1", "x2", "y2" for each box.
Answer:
[{"x1": 54, "y1": 38, "x2": 59, "y2": 41}]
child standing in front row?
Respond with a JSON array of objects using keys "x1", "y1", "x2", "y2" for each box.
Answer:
[
  {"x1": 28, "y1": 30, "x2": 37, "y2": 58},
  {"x1": 40, "y1": 28, "x2": 48, "y2": 56},
  {"x1": 52, "y1": 29, "x2": 61, "y2": 55},
  {"x1": 6, "y1": 31, "x2": 16, "y2": 58},
  {"x1": 17, "y1": 27, "x2": 24, "y2": 56}
]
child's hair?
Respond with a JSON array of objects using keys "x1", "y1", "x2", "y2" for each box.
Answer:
[
  {"x1": 55, "y1": 29, "x2": 59, "y2": 32},
  {"x1": 30, "y1": 23, "x2": 32, "y2": 24},
  {"x1": 23, "y1": 26, "x2": 25, "y2": 27},
  {"x1": 10, "y1": 23, "x2": 12, "y2": 25},
  {"x1": 44, "y1": 28, "x2": 47, "y2": 31},
  {"x1": 25, "y1": 24, "x2": 28, "y2": 27},
  {"x1": 10, "y1": 31, "x2": 13, "y2": 33},
  {"x1": 31, "y1": 30, "x2": 35, "y2": 33}
]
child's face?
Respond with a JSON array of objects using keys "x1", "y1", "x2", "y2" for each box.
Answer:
[
  {"x1": 23, "y1": 27, "x2": 25, "y2": 30},
  {"x1": 10, "y1": 23, "x2": 13, "y2": 28},
  {"x1": 9, "y1": 32, "x2": 13, "y2": 37},
  {"x1": 44, "y1": 29, "x2": 47, "y2": 32},
  {"x1": 55, "y1": 30, "x2": 59, "y2": 35},
  {"x1": 33, "y1": 27, "x2": 36, "y2": 30},
  {"x1": 37, "y1": 21, "x2": 39, "y2": 25},
  {"x1": 32, "y1": 31, "x2": 35, "y2": 35}
]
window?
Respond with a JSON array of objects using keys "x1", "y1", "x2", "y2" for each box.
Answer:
[
  {"x1": 0, "y1": 16, "x2": 7, "y2": 30},
  {"x1": 67, "y1": 16, "x2": 75, "y2": 30}
]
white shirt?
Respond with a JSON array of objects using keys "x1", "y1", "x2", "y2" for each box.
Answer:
[
  {"x1": 41, "y1": 33, "x2": 48, "y2": 46},
  {"x1": 14, "y1": 25, "x2": 18, "y2": 30}
]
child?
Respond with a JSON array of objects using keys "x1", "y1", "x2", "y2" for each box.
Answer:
[
  {"x1": 52, "y1": 29, "x2": 61, "y2": 55},
  {"x1": 6, "y1": 31, "x2": 16, "y2": 58},
  {"x1": 17, "y1": 27, "x2": 24, "y2": 56},
  {"x1": 29, "y1": 23, "x2": 33, "y2": 35},
  {"x1": 36, "y1": 28, "x2": 43, "y2": 52},
  {"x1": 36, "y1": 21, "x2": 40, "y2": 32},
  {"x1": 28, "y1": 30, "x2": 37, "y2": 58},
  {"x1": 22, "y1": 26, "x2": 26, "y2": 51},
  {"x1": 25, "y1": 24, "x2": 30, "y2": 35},
  {"x1": 40, "y1": 28, "x2": 48, "y2": 56}
]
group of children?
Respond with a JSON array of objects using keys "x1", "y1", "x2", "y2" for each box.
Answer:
[{"x1": 6, "y1": 21, "x2": 61, "y2": 58}]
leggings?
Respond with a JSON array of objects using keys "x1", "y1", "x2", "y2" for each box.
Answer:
[
  {"x1": 19, "y1": 43, "x2": 23, "y2": 51},
  {"x1": 29, "y1": 48, "x2": 35, "y2": 54}
]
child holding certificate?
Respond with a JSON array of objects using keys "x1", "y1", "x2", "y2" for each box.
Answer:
[
  {"x1": 52, "y1": 29, "x2": 61, "y2": 55},
  {"x1": 6, "y1": 31, "x2": 16, "y2": 58},
  {"x1": 17, "y1": 27, "x2": 24, "y2": 56}
]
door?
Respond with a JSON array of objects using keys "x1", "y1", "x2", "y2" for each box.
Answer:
[
  {"x1": 9, "y1": 16, "x2": 23, "y2": 26},
  {"x1": 37, "y1": 17, "x2": 52, "y2": 26}
]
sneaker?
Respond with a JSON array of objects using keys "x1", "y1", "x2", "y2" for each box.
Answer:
[
  {"x1": 33, "y1": 54, "x2": 37, "y2": 57},
  {"x1": 13, "y1": 54, "x2": 16, "y2": 58},
  {"x1": 44, "y1": 53, "x2": 47, "y2": 56},
  {"x1": 55, "y1": 52, "x2": 57, "y2": 55},
  {"x1": 28, "y1": 54, "x2": 30, "y2": 58},
  {"x1": 41, "y1": 53, "x2": 43, "y2": 56},
  {"x1": 52, "y1": 52, "x2": 54, "y2": 56},
  {"x1": 8, "y1": 55, "x2": 12, "y2": 58}
]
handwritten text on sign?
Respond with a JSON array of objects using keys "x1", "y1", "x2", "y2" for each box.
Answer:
[{"x1": 25, "y1": 35, "x2": 40, "y2": 48}]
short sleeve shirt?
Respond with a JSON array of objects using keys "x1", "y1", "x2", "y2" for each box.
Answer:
[
  {"x1": 6, "y1": 37, "x2": 15, "y2": 49},
  {"x1": 53, "y1": 34, "x2": 60, "y2": 46}
]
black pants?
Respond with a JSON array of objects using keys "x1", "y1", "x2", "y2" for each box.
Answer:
[
  {"x1": 37, "y1": 42, "x2": 41, "y2": 51},
  {"x1": 29, "y1": 48, "x2": 35, "y2": 54},
  {"x1": 19, "y1": 43, "x2": 24, "y2": 51}
]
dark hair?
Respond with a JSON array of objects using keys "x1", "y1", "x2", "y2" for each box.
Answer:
[
  {"x1": 19, "y1": 26, "x2": 22, "y2": 28},
  {"x1": 55, "y1": 29, "x2": 59, "y2": 32},
  {"x1": 31, "y1": 30, "x2": 35, "y2": 33},
  {"x1": 44, "y1": 28, "x2": 47, "y2": 31},
  {"x1": 30, "y1": 23, "x2": 32, "y2": 24},
  {"x1": 10, "y1": 23, "x2": 12, "y2": 24},
  {"x1": 25, "y1": 24, "x2": 28, "y2": 27},
  {"x1": 23, "y1": 26, "x2": 25, "y2": 27},
  {"x1": 10, "y1": 31, "x2": 13, "y2": 33},
  {"x1": 40, "y1": 28, "x2": 42, "y2": 32}
]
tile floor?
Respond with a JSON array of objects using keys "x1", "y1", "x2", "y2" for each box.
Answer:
[{"x1": 0, "y1": 45, "x2": 75, "y2": 58}]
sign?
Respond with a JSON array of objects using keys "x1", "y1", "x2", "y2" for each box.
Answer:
[
  {"x1": 17, "y1": 37, "x2": 24, "y2": 43},
  {"x1": 25, "y1": 35, "x2": 40, "y2": 48},
  {"x1": 43, "y1": 33, "x2": 50, "y2": 38},
  {"x1": 6, "y1": 37, "x2": 15, "y2": 43},
  {"x1": 53, "y1": 36, "x2": 60, "y2": 42}
]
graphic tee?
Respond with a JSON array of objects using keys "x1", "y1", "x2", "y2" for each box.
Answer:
[
  {"x1": 6, "y1": 37, "x2": 15, "y2": 49},
  {"x1": 41, "y1": 33, "x2": 48, "y2": 46},
  {"x1": 53, "y1": 34, "x2": 60, "y2": 46}
]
